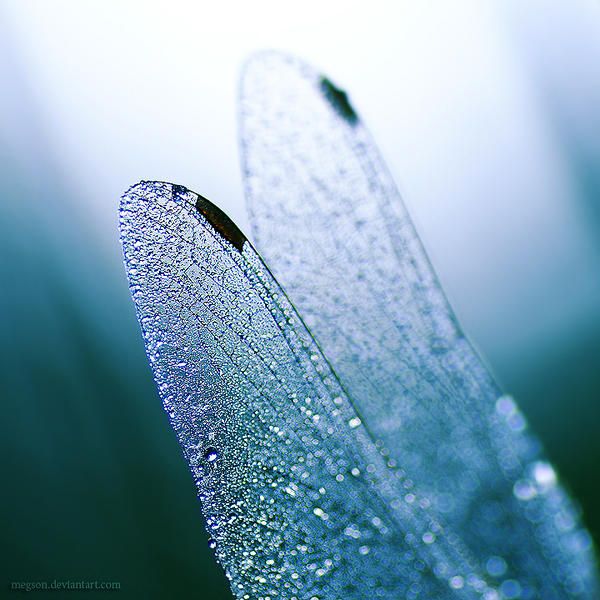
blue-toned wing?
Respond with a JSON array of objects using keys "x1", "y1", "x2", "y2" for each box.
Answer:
[
  {"x1": 239, "y1": 52, "x2": 598, "y2": 598},
  {"x1": 120, "y1": 181, "x2": 504, "y2": 599}
]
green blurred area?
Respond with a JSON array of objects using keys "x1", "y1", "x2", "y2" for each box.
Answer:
[{"x1": 0, "y1": 173, "x2": 231, "y2": 597}]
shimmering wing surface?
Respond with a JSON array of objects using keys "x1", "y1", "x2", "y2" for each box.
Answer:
[
  {"x1": 119, "y1": 181, "x2": 505, "y2": 600},
  {"x1": 239, "y1": 52, "x2": 598, "y2": 598}
]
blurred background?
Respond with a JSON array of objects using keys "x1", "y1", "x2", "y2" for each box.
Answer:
[{"x1": 1, "y1": 1, "x2": 599, "y2": 597}]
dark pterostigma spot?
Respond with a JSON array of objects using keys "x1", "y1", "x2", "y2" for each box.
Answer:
[
  {"x1": 320, "y1": 76, "x2": 358, "y2": 125},
  {"x1": 169, "y1": 183, "x2": 246, "y2": 251},
  {"x1": 195, "y1": 192, "x2": 247, "y2": 252}
]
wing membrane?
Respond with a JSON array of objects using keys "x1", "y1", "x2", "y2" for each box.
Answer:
[
  {"x1": 119, "y1": 181, "x2": 500, "y2": 599},
  {"x1": 239, "y1": 52, "x2": 598, "y2": 597}
]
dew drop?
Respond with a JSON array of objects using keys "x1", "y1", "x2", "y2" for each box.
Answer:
[
  {"x1": 495, "y1": 395, "x2": 516, "y2": 416},
  {"x1": 348, "y1": 417, "x2": 362, "y2": 429},
  {"x1": 500, "y1": 579, "x2": 521, "y2": 599},
  {"x1": 204, "y1": 447, "x2": 220, "y2": 462},
  {"x1": 486, "y1": 556, "x2": 507, "y2": 578},
  {"x1": 422, "y1": 532, "x2": 436, "y2": 545},
  {"x1": 532, "y1": 461, "x2": 556, "y2": 488},
  {"x1": 513, "y1": 479, "x2": 536, "y2": 501}
]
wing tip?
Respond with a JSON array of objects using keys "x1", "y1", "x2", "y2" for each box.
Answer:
[
  {"x1": 241, "y1": 49, "x2": 297, "y2": 73},
  {"x1": 240, "y1": 51, "x2": 359, "y2": 127},
  {"x1": 120, "y1": 180, "x2": 247, "y2": 253}
]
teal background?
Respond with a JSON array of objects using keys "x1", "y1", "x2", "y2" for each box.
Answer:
[{"x1": 1, "y1": 2, "x2": 599, "y2": 598}]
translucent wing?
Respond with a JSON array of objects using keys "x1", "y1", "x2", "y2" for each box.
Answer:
[
  {"x1": 239, "y1": 52, "x2": 598, "y2": 598},
  {"x1": 120, "y1": 181, "x2": 502, "y2": 599}
]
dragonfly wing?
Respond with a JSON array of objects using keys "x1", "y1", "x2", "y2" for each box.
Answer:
[
  {"x1": 119, "y1": 180, "x2": 505, "y2": 599},
  {"x1": 239, "y1": 52, "x2": 598, "y2": 598}
]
